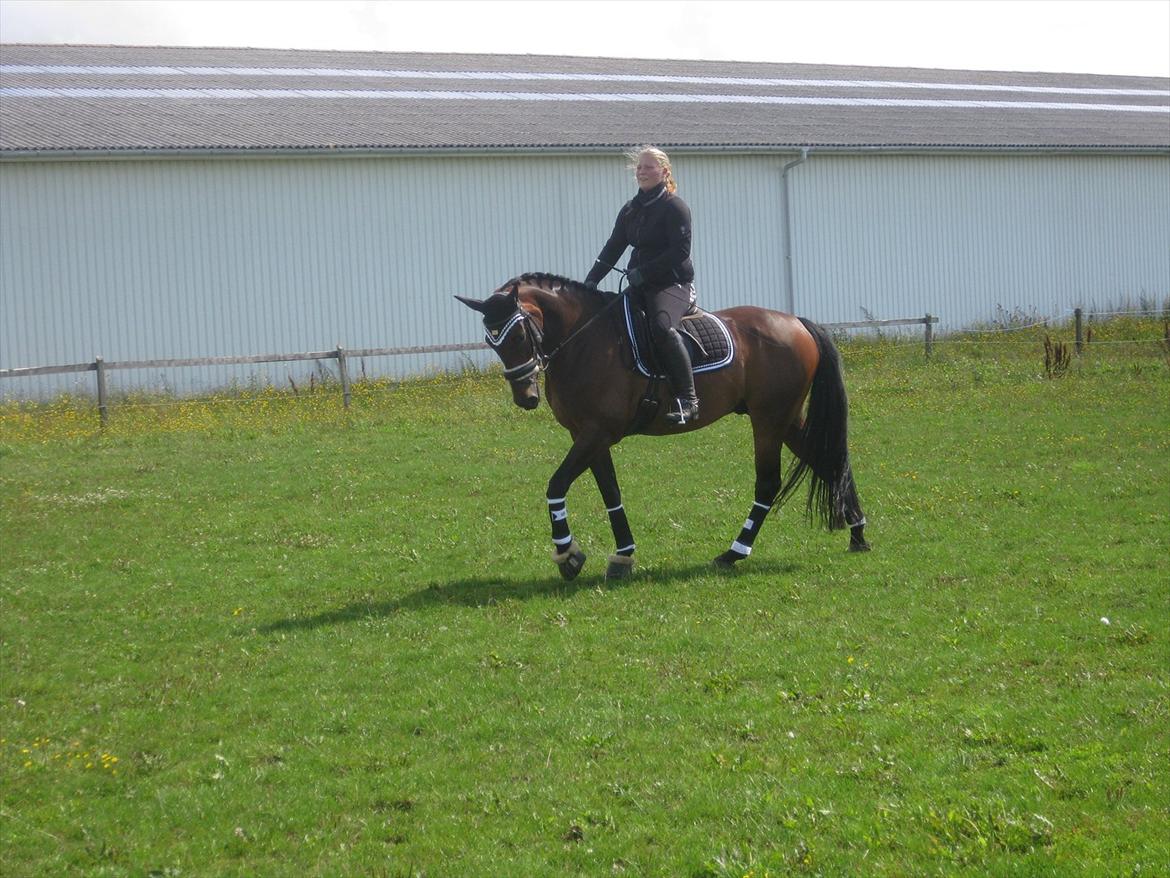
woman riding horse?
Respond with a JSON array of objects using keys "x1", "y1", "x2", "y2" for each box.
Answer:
[
  {"x1": 585, "y1": 146, "x2": 700, "y2": 426},
  {"x1": 457, "y1": 273, "x2": 870, "y2": 580}
]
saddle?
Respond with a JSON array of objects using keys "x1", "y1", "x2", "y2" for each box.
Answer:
[{"x1": 622, "y1": 294, "x2": 735, "y2": 379}]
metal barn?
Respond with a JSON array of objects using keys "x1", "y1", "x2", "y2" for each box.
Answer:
[{"x1": 2, "y1": 44, "x2": 1168, "y2": 399}]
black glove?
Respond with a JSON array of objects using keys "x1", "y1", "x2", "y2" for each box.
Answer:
[
  {"x1": 627, "y1": 268, "x2": 645, "y2": 288},
  {"x1": 583, "y1": 280, "x2": 598, "y2": 291}
]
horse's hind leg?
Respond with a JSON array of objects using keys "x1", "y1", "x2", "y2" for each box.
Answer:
[
  {"x1": 840, "y1": 470, "x2": 869, "y2": 552},
  {"x1": 590, "y1": 449, "x2": 636, "y2": 580},
  {"x1": 714, "y1": 420, "x2": 784, "y2": 568},
  {"x1": 783, "y1": 424, "x2": 870, "y2": 552}
]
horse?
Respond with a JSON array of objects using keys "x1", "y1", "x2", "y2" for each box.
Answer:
[{"x1": 456, "y1": 272, "x2": 869, "y2": 580}]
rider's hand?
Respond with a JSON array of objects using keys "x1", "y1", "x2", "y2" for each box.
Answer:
[
  {"x1": 627, "y1": 268, "x2": 644, "y2": 287},
  {"x1": 583, "y1": 280, "x2": 598, "y2": 291}
]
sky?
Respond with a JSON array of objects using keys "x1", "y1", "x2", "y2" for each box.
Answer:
[{"x1": 0, "y1": 0, "x2": 1168, "y2": 78}]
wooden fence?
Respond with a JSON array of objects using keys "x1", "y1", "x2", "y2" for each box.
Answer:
[{"x1": 1, "y1": 314, "x2": 941, "y2": 426}]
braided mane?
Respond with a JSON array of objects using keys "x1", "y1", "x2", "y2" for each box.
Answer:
[{"x1": 507, "y1": 272, "x2": 607, "y2": 299}]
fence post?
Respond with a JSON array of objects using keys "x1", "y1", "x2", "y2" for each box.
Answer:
[
  {"x1": 1074, "y1": 308, "x2": 1084, "y2": 355},
  {"x1": 924, "y1": 314, "x2": 934, "y2": 360},
  {"x1": 95, "y1": 357, "x2": 109, "y2": 427},
  {"x1": 336, "y1": 345, "x2": 351, "y2": 408}
]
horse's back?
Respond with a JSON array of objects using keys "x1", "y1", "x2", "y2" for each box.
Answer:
[{"x1": 716, "y1": 305, "x2": 818, "y2": 358}]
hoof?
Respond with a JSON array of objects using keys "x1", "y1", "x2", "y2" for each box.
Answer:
[
  {"x1": 605, "y1": 554, "x2": 635, "y2": 580},
  {"x1": 849, "y1": 540, "x2": 872, "y2": 553},
  {"x1": 552, "y1": 541, "x2": 586, "y2": 581},
  {"x1": 712, "y1": 549, "x2": 746, "y2": 570}
]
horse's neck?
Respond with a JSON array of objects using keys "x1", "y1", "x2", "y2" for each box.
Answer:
[{"x1": 525, "y1": 287, "x2": 598, "y2": 347}]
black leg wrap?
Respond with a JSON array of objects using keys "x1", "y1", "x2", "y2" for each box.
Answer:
[
  {"x1": 548, "y1": 497, "x2": 571, "y2": 547},
  {"x1": 606, "y1": 504, "x2": 635, "y2": 557},
  {"x1": 727, "y1": 501, "x2": 772, "y2": 559}
]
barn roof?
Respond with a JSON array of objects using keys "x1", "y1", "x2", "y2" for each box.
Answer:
[{"x1": 2, "y1": 43, "x2": 1168, "y2": 155}]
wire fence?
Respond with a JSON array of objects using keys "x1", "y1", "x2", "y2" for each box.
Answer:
[
  {"x1": 2, "y1": 308, "x2": 1167, "y2": 428},
  {"x1": 2, "y1": 314, "x2": 937, "y2": 423}
]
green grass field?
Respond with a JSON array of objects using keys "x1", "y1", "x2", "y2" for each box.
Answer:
[{"x1": 1, "y1": 324, "x2": 1167, "y2": 877}]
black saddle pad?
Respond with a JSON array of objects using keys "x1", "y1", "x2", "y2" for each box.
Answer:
[{"x1": 622, "y1": 296, "x2": 735, "y2": 378}]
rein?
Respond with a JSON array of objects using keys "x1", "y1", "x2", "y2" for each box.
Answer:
[{"x1": 541, "y1": 284, "x2": 629, "y2": 370}]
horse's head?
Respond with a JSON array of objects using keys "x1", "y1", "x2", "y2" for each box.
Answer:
[{"x1": 456, "y1": 285, "x2": 543, "y2": 410}]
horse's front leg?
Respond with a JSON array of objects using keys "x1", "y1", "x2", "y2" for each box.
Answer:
[
  {"x1": 547, "y1": 432, "x2": 608, "y2": 580},
  {"x1": 590, "y1": 448, "x2": 636, "y2": 580}
]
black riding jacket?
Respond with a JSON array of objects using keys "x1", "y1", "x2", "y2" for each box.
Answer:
[{"x1": 585, "y1": 183, "x2": 694, "y2": 291}]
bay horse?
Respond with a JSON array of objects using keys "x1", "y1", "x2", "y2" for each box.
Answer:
[{"x1": 456, "y1": 272, "x2": 869, "y2": 580}]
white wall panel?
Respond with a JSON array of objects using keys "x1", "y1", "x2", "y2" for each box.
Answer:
[
  {"x1": 671, "y1": 153, "x2": 789, "y2": 313},
  {"x1": 0, "y1": 154, "x2": 629, "y2": 398},
  {"x1": 790, "y1": 153, "x2": 1170, "y2": 329},
  {"x1": 3, "y1": 150, "x2": 1168, "y2": 400}
]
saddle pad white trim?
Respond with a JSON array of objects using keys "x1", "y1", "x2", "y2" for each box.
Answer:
[{"x1": 623, "y1": 296, "x2": 735, "y2": 379}]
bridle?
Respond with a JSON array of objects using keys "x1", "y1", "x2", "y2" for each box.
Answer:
[
  {"x1": 482, "y1": 275, "x2": 630, "y2": 388},
  {"x1": 482, "y1": 307, "x2": 546, "y2": 385}
]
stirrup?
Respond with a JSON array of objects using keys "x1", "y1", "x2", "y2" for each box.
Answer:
[{"x1": 665, "y1": 397, "x2": 699, "y2": 425}]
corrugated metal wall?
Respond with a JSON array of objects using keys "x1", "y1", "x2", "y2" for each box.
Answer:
[
  {"x1": 791, "y1": 153, "x2": 1170, "y2": 328},
  {"x1": 0, "y1": 155, "x2": 607, "y2": 398},
  {"x1": 2, "y1": 151, "x2": 1168, "y2": 399}
]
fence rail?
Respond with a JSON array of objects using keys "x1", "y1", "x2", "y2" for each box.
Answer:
[
  {"x1": 1, "y1": 315, "x2": 941, "y2": 426},
  {"x1": 825, "y1": 314, "x2": 938, "y2": 357}
]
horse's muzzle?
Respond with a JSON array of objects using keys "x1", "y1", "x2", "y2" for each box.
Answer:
[{"x1": 512, "y1": 381, "x2": 540, "y2": 410}]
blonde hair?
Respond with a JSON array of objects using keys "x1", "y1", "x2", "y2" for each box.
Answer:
[{"x1": 626, "y1": 144, "x2": 677, "y2": 194}]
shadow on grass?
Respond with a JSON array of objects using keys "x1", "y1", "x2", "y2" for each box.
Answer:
[{"x1": 255, "y1": 558, "x2": 803, "y2": 634}]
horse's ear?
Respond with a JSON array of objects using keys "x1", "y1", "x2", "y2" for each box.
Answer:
[{"x1": 454, "y1": 295, "x2": 488, "y2": 313}]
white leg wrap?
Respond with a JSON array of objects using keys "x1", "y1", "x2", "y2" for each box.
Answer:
[{"x1": 730, "y1": 540, "x2": 753, "y2": 556}]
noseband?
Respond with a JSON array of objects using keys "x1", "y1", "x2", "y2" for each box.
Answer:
[{"x1": 483, "y1": 308, "x2": 545, "y2": 384}]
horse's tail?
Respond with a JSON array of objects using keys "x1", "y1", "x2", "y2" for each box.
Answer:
[{"x1": 776, "y1": 318, "x2": 854, "y2": 530}]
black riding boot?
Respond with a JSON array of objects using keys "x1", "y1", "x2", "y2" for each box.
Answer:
[{"x1": 657, "y1": 327, "x2": 700, "y2": 425}]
